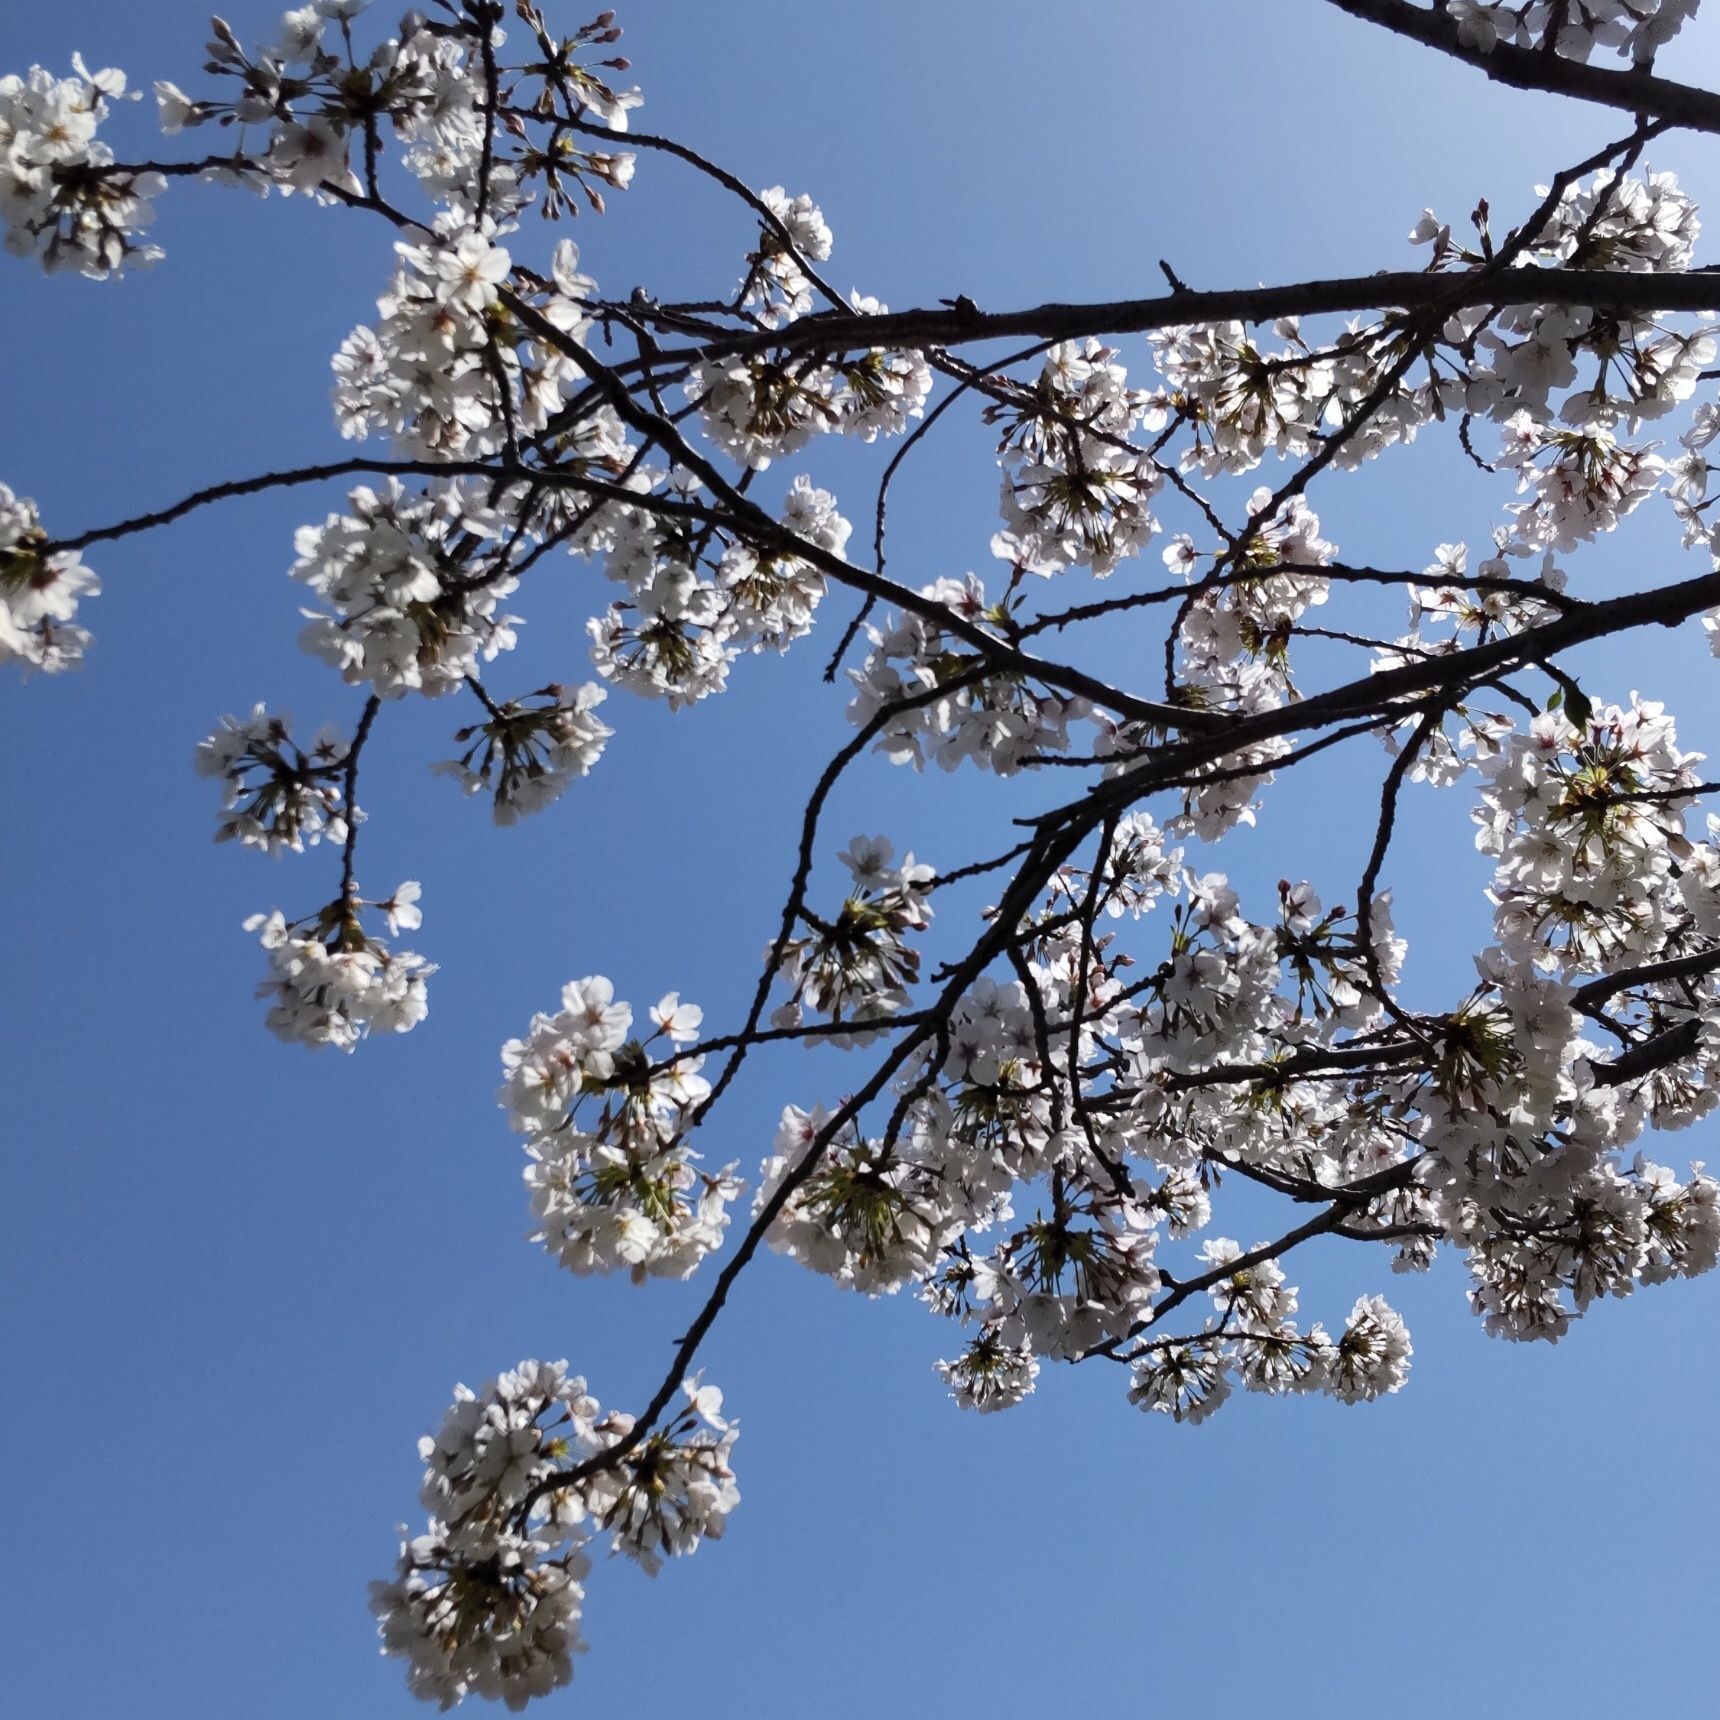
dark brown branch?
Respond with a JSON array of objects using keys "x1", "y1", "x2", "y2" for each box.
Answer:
[
  {"x1": 642, "y1": 266, "x2": 1720, "y2": 369},
  {"x1": 1573, "y1": 945, "x2": 1720, "y2": 1010},
  {"x1": 1323, "y1": 0, "x2": 1720, "y2": 133},
  {"x1": 1091, "y1": 1158, "x2": 1426, "y2": 1361},
  {"x1": 337, "y1": 695, "x2": 382, "y2": 904},
  {"x1": 46, "y1": 458, "x2": 533, "y2": 555},
  {"x1": 1591, "y1": 1018, "x2": 1704, "y2": 1085},
  {"x1": 1071, "y1": 563, "x2": 1720, "y2": 825}
]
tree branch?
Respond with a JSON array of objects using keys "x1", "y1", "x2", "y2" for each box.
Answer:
[
  {"x1": 1323, "y1": 0, "x2": 1720, "y2": 132},
  {"x1": 645, "y1": 265, "x2": 1720, "y2": 369}
]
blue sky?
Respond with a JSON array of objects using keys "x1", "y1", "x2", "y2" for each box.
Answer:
[{"x1": 6, "y1": 2, "x2": 1720, "y2": 1715}]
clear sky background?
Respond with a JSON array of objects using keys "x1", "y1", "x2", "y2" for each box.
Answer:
[{"x1": 6, "y1": 2, "x2": 1720, "y2": 1715}]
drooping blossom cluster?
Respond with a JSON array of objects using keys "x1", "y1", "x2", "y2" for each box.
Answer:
[
  {"x1": 1475, "y1": 695, "x2": 1700, "y2": 973},
  {"x1": 989, "y1": 339, "x2": 1165, "y2": 575},
  {"x1": 769, "y1": 837, "x2": 935, "y2": 1033},
  {"x1": 743, "y1": 186, "x2": 833, "y2": 326},
  {"x1": 0, "y1": 485, "x2": 98, "y2": 674},
  {"x1": 334, "y1": 232, "x2": 599, "y2": 459},
  {"x1": 1123, "y1": 1247, "x2": 1411, "y2": 1418},
  {"x1": 1153, "y1": 316, "x2": 1346, "y2": 477},
  {"x1": 291, "y1": 479, "x2": 522, "y2": 698},
  {"x1": 501, "y1": 979, "x2": 740, "y2": 1279},
  {"x1": 587, "y1": 475, "x2": 853, "y2": 706},
  {"x1": 847, "y1": 573, "x2": 1088, "y2": 773},
  {"x1": 160, "y1": 5, "x2": 637, "y2": 218},
  {"x1": 372, "y1": 1361, "x2": 736, "y2": 1709},
  {"x1": 435, "y1": 683, "x2": 613, "y2": 823},
  {"x1": 1122, "y1": 1290, "x2": 1410, "y2": 1416},
  {"x1": 196, "y1": 704, "x2": 349, "y2": 852},
  {"x1": 1171, "y1": 489, "x2": 1335, "y2": 709},
  {"x1": 0, "y1": 59, "x2": 162, "y2": 277},
  {"x1": 245, "y1": 884, "x2": 432, "y2": 1050},
  {"x1": 1496, "y1": 412, "x2": 1667, "y2": 549}
]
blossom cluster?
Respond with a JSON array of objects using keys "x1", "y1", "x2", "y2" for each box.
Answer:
[
  {"x1": 196, "y1": 704, "x2": 349, "y2": 852},
  {"x1": 732, "y1": 781, "x2": 1720, "y2": 1413},
  {"x1": 334, "y1": 232, "x2": 599, "y2": 460},
  {"x1": 1475, "y1": 696, "x2": 1701, "y2": 973},
  {"x1": 743, "y1": 186, "x2": 833, "y2": 327},
  {"x1": 245, "y1": 885, "x2": 432, "y2": 1050},
  {"x1": 291, "y1": 478, "x2": 522, "y2": 698},
  {"x1": 160, "y1": 4, "x2": 638, "y2": 217},
  {"x1": 373, "y1": 1361, "x2": 736, "y2": 1709},
  {"x1": 434, "y1": 682, "x2": 613, "y2": 824},
  {"x1": 688, "y1": 197, "x2": 932, "y2": 469},
  {"x1": 1125, "y1": 1291, "x2": 1413, "y2": 1421},
  {"x1": 1153, "y1": 316, "x2": 1348, "y2": 476},
  {"x1": 1170, "y1": 489, "x2": 1335, "y2": 718},
  {"x1": 500, "y1": 979, "x2": 740, "y2": 1280},
  {"x1": 990, "y1": 339, "x2": 1164, "y2": 575},
  {"x1": 1, "y1": 59, "x2": 162, "y2": 277},
  {"x1": 770, "y1": 836, "x2": 935, "y2": 1032},
  {"x1": 767, "y1": 861, "x2": 1410, "y2": 1407},
  {"x1": 0, "y1": 485, "x2": 98, "y2": 674},
  {"x1": 587, "y1": 476, "x2": 852, "y2": 706},
  {"x1": 1449, "y1": 0, "x2": 1699, "y2": 62},
  {"x1": 689, "y1": 321, "x2": 933, "y2": 470},
  {"x1": 847, "y1": 573, "x2": 1087, "y2": 773}
]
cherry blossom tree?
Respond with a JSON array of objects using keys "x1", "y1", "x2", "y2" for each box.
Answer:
[{"x1": 12, "y1": 0, "x2": 1720, "y2": 1705}]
